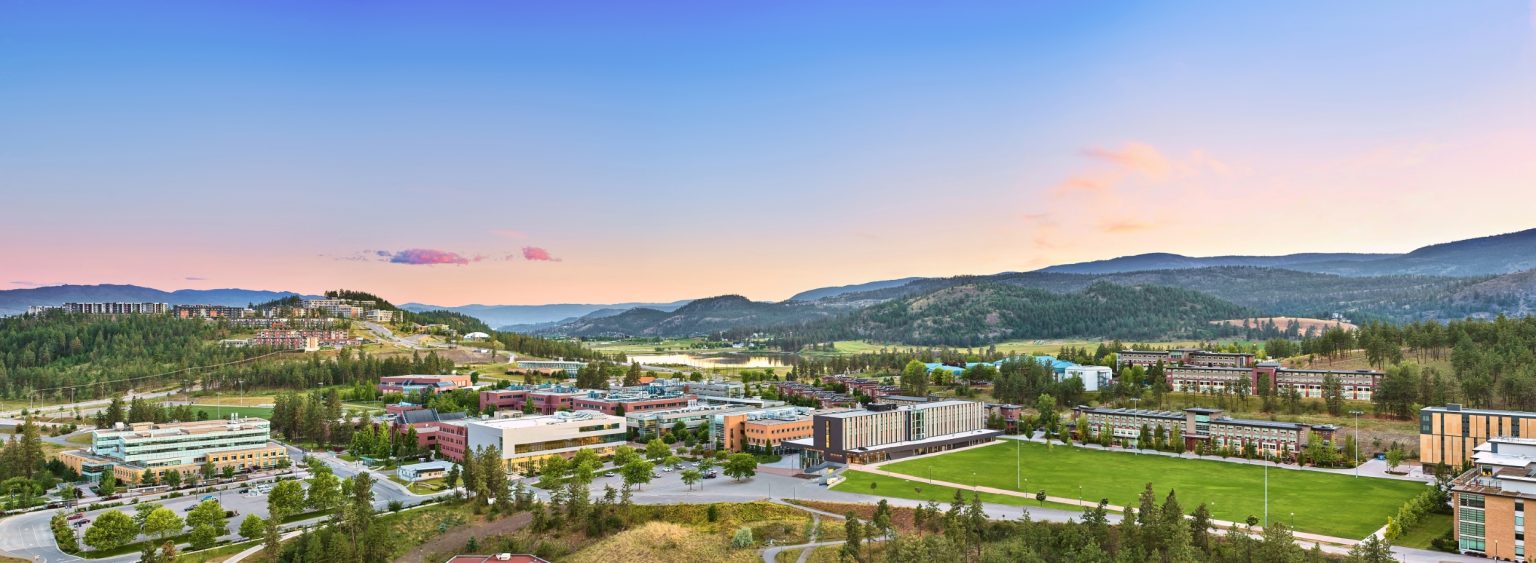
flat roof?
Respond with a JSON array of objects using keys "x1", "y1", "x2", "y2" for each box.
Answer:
[
  {"x1": 1422, "y1": 404, "x2": 1536, "y2": 418},
  {"x1": 818, "y1": 400, "x2": 977, "y2": 418},
  {"x1": 450, "y1": 410, "x2": 622, "y2": 430}
]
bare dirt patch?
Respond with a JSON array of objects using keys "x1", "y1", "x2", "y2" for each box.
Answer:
[
  {"x1": 1211, "y1": 316, "x2": 1357, "y2": 333},
  {"x1": 394, "y1": 512, "x2": 532, "y2": 563}
]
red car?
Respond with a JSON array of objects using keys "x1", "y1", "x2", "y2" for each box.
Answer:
[{"x1": 67, "y1": 513, "x2": 85, "y2": 520}]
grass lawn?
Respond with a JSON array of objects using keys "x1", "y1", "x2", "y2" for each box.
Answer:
[
  {"x1": 193, "y1": 395, "x2": 276, "y2": 406},
  {"x1": 66, "y1": 432, "x2": 94, "y2": 445},
  {"x1": 809, "y1": 339, "x2": 1251, "y2": 357},
  {"x1": 834, "y1": 470, "x2": 1085, "y2": 513},
  {"x1": 878, "y1": 441, "x2": 1427, "y2": 538},
  {"x1": 1395, "y1": 512, "x2": 1453, "y2": 550},
  {"x1": 189, "y1": 404, "x2": 275, "y2": 419}
]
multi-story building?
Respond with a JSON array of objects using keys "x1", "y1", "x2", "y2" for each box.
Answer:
[
  {"x1": 1449, "y1": 437, "x2": 1536, "y2": 559},
  {"x1": 626, "y1": 404, "x2": 760, "y2": 439},
  {"x1": 711, "y1": 407, "x2": 817, "y2": 453},
  {"x1": 32, "y1": 302, "x2": 171, "y2": 315},
  {"x1": 173, "y1": 305, "x2": 253, "y2": 319},
  {"x1": 1274, "y1": 368, "x2": 1380, "y2": 400},
  {"x1": 1419, "y1": 404, "x2": 1536, "y2": 470},
  {"x1": 1063, "y1": 365, "x2": 1114, "y2": 392},
  {"x1": 572, "y1": 390, "x2": 696, "y2": 416},
  {"x1": 436, "y1": 411, "x2": 627, "y2": 472},
  {"x1": 479, "y1": 384, "x2": 589, "y2": 415},
  {"x1": 390, "y1": 408, "x2": 469, "y2": 449},
  {"x1": 249, "y1": 329, "x2": 353, "y2": 350},
  {"x1": 686, "y1": 381, "x2": 746, "y2": 398},
  {"x1": 1166, "y1": 366, "x2": 1257, "y2": 394},
  {"x1": 1117, "y1": 349, "x2": 1254, "y2": 369},
  {"x1": 795, "y1": 400, "x2": 998, "y2": 466},
  {"x1": 378, "y1": 374, "x2": 472, "y2": 395},
  {"x1": 58, "y1": 416, "x2": 288, "y2": 482},
  {"x1": 512, "y1": 359, "x2": 587, "y2": 375},
  {"x1": 1072, "y1": 406, "x2": 1336, "y2": 458},
  {"x1": 364, "y1": 309, "x2": 394, "y2": 323},
  {"x1": 770, "y1": 381, "x2": 858, "y2": 408}
]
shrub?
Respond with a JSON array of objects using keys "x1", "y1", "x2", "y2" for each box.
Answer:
[{"x1": 730, "y1": 526, "x2": 754, "y2": 548}]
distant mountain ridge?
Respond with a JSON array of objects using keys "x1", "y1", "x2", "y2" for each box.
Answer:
[
  {"x1": 399, "y1": 300, "x2": 691, "y2": 328},
  {"x1": 786, "y1": 277, "x2": 929, "y2": 302},
  {"x1": 1038, "y1": 227, "x2": 1536, "y2": 277},
  {"x1": 0, "y1": 284, "x2": 311, "y2": 316}
]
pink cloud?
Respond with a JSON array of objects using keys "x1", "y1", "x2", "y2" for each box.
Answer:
[
  {"x1": 387, "y1": 248, "x2": 473, "y2": 266},
  {"x1": 521, "y1": 246, "x2": 561, "y2": 262},
  {"x1": 1083, "y1": 142, "x2": 1172, "y2": 180},
  {"x1": 1099, "y1": 218, "x2": 1156, "y2": 233},
  {"x1": 1050, "y1": 174, "x2": 1117, "y2": 197}
]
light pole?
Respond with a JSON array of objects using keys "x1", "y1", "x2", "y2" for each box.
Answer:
[
  {"x1": 1349, "y1": 410, "x2": 1363, "y2": 478},
  {"x1": 1263, "y1": 460, "x2": 1268, "y2": 529},
  {"x1": 1015, "y1": 439, "x2": 1020, "y2": 490}
]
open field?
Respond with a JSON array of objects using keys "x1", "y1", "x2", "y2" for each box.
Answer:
[
  {"x1": 193, "y1": 395, "x2": 275, "y2": 406},
  {"x1": 1212, "y1": 316, "x2": 1358, "y2": 332},
  {"x1": 834, "y1": 470, "x2": 1084, "y2": 513},
  {"x1": 588, "y1": 337, "x2": 714, "y2": 354},
  {"x1": 877, "y1": 441, "x2": 1427, "y2": 538}
]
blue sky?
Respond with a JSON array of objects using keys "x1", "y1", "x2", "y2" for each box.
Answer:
[{"x1": 2, "y1": 1, "x2": 1533, "y2": 304}]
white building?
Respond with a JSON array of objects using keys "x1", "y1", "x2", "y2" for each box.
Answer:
[
  {"x1": 1063, "y1": 365, "x2": 1114, "y2": 392},
  {"x1": 446, "y1": 410, "x2": 627, "y2": 472}
]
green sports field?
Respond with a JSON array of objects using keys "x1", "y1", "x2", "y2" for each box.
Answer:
[
  {"x1": 188, "y1": 404, "x2": 275, "y2": 420},
  {"x1": 876, "y1": 441, "x2": 1426, "y2": 538}
]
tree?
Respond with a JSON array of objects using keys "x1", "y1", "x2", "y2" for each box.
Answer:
[
  {"x1": 480, "y1": 445, "x2": 511, "y2": 513},
  {"x1": 83, "y1": 510, "x2": 137, "y2": 552},
  {"x1": 1347, "y1": 534, "x2": 1395, "y2": 562},
  {"x1": 842, "y1": 514, "x2": 864, "y2": 562},
  {"x1": 200, "y1": 460, "x2": 217, "y2": 482},
  {"x1": 613, "y1": 445, "x2": 640, "y2": 467},
  {"x1": 1035, "y1": 394, "x2": 1058, "y2": 431},
  {"x1": 724, "y1": 453, "x2": 758, "y2": 482},
  {"x1": 97, "y1": 470, "x2": 117, "y2": 496},
  {"x1": 188, "y1": 520, "x2": 221, "y2": 550},
  {"x1": 306, "y1": 465, "x2": 342, "y2": 514},
  {"x1": 162, "y1": 469, "x2": 181, "y2": 488},
  {"x1": 645, "y1": 438, "x2": 670, "y2": 461},
  {"x1": 1190, "y1": 502, "x2": 1213, "y2": 552},
  {"x1": 186, "y1": 500, "x2": 228, "y2": 531},
  {"x1": 620, "y1": 459, "x2": 654, "y2": 491},
  {"x1": 1323, "y1": 374, "x2": 1345, "y2": 416},
  {"x1": 444, "y1": 463, "x2": 460, "y2": 490},
  {"x1": 142, "y1": 507, "x2": 184, "y2": 541},
  {"x1": 50, "y1": 512, "x2": 78, "y2": 552},
  {"x1": 873, "y1": 499, "x2": 893, "y2": 536},
  {"x1": 901, "y1": 360, "x2": 931, "y2": 397},
  {"x1": 625, "y1": 362, "x2": 644, "y2": 387},
  {"x1": 681, "y1": 469, "x2": 701, "y2": 490},
  {"x1": 1036, "y1": 490, "x2": 1047, "y2": 506},
  {"x1": 268, "y1": 480, "x2": 307, "y2": 520},
  {"x1": 1386, "y1": 445, "x2": 1405, "y2": 473},
  {"x1": 239, "y1": 514, "x2": 266, "y2": 539}
]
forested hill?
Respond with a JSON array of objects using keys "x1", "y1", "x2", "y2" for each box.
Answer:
[
  {"x1": 542, "y1": 295, "x2": 838, "y2": 338},
  {"x1": 823, "y1": 282, "x2": 1250, "y2": 346}
]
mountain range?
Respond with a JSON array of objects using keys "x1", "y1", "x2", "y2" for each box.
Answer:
[{"x1": 6, "y1": 227, "x2": 1536, "y2": 344}]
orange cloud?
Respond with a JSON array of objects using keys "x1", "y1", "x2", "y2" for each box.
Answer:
[
  {"x1": 1099, "y1": 218, "x2": 1155, "y2": 233},
  {"x1": 1083, "y1": 142, "x2": 1173, "y2": 180},
  {"x1": 1050, "y1": 174, "x2": 1116, "y2": 197}
]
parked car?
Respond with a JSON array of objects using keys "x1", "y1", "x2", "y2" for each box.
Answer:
[
  {"x1": 704, "y1": 471, "x2": 718, "y2": 479},
  {"x1": 603, "y1": 471, "x2": 616, "y2": 478},
  {"x1": 67, "y1": 512, "x2": 85, "y2": 521}
]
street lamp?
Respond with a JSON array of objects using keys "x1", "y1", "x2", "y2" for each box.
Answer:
[{"x1": 1349, "y1": 410, "x2": 1363, "y2": 478}]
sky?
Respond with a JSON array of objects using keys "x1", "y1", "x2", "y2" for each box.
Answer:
[{"x1": 3, "y1": 1, "x2": 1534, "y2": 305}]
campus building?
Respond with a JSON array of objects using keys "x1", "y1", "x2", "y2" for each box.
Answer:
[
  {"x1": 626, "y1": 403, "x2": 760, "y2": 439},
  {"x1": 794, "y1": 400, "x2": 999, "y2": 466},
  {"x1": 686, "y1": 380, "x2": 746, "y2": 398},
  {"x1": 1161, "y1": 364, "x2": 1381, "y2": 399},
  {"x1": 378, "y1": 374, "x2": 473, "y2": 395},
  {"x1": 58, "y1": 416, "x2": 288, "y2": 483},
  {"x1": 390, "y1": 407, "x2": 469, "y2": 449},
  {"x1": 512, "y1": 358, "x2": 586, "y2": 375},
  {"x1": 249, "y1": 329, "x2": 353, "y2": 350},
  {"x1": 29, "y1": 302, "x2": 170, "y2": 315},
  {"x1": 1063, "y1": 365, "x2": 1114, "y2": 392},
  {"x1": 173, "y1": 305, "x2": 253, "y2": 319},
  {"x1": 1449, "y1": 437, "x2": 1536, "y2": 559},
  {"x1": 436, "y1": 411, "x2": 627, "y2": 472},
  {"x1": 1117, "y1": 349, "x2": 1255, "y2": 369},
  {"x1": 1166, "y1": 366, "x2": 1257, "y2": 394},
  {"x1": 710, "y1": 406, "x2": 817, "y2": 453},
  {"x1": 571, "y1": 390, "x2": 697, "y2": 415},
  {"x1": 1419, "y1": 404, "x2": 1536, "y2": 470},
  {"x1": 1072, "y1": 406, "x2": 1336, "y2": 458},
  {"x1": 1274, "y1": 368, "x2": 1380, "y2": 400}
]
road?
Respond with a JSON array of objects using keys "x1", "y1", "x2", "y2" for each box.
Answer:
[
  {"x1": 361, "y1": 321, "x2": 430, "y2": 350},
  {"x1": 0, "y1": 386, "x2": 197, "y2": 420}
]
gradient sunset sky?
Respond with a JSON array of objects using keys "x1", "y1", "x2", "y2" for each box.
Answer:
[{"x1": 3, "y1": 1, "x2": 1534, "y2": 305}]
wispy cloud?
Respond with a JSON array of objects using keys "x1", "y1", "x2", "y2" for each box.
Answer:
[
  {"x1": 1083, "y1": 142, "x2": 1173, "y2": 181},
  {"x1": 387, "y1": 248, "x2": 476, "y2": 266},
  {"x1": 10, "y1": 281, "x2": 39, "y2": 286},
  {"x1": 185, "y1": 276, "x2": 207, "y2": 281},
  {"x1": 521, "y1": 246, "x2": 561, "y2": 262},
  {"x1": 1099, "y1": 218, "x2": 1155, "y2": 233}
]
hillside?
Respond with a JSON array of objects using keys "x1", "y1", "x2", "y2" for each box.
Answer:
[
  {"x1": 1037, "y1": 226, "x2": 1536, "y2": 277},
  {"x1": 400, "y1": 300, "x2": 691, "y2": 327},
  {"x1": 0, "y1": 284, "x2": 309, "y2": 316},
  {"x1": 786, "y1": 276, "x2": 929, "y2": 302},
  {"x1": 831, "y1": 282, "x2": 1250, "y2": 345},
  {"x1": 541, "y1": 295, "x2": 838, "y2": 338}
]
